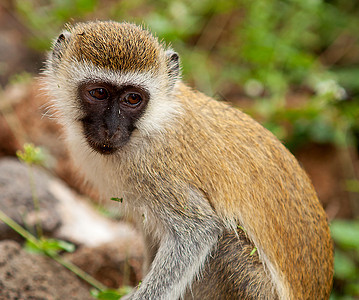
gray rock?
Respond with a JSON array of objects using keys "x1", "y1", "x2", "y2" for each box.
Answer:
[
  {"x1": 0, "y1": 157, "x2": 145, "y2": 296},
  {"x1": 0, "y1": 158, "x2": 61, "y2": 240}
]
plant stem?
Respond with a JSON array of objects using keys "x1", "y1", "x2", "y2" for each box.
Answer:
[
  {"x1": 0, "y1": 209, "x2": 106, "y2": 292},
  {"x1": 27, "y1": 164, "x2": 43, "y2": 238},
  {"x1": 49, "y1": 252, "x2": 107, "y2": 291},
  {"x1": 0, "y1": 209, "x2": 39, "y2": 246}
]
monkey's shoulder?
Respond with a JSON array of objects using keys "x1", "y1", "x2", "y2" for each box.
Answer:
[{"x1": 173, "y1": 83, "x2": 283, "y2": 153}]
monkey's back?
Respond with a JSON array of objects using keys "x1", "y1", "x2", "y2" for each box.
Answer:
[{"x1": 163, "y1": 83, "x2": 333, "y2": 299}]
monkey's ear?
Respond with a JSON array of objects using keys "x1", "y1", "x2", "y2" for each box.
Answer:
[
  {"x1": 166, "y1": 50, "x2": 180, "y2": 81},
  {"x1": 52, "y1": 31, "x2": 71, "y2": 62}
]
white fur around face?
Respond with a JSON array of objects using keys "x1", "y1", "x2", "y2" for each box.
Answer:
[
  {"x1": 43, "y1": 59, "x2": 183, "y2": 204},
  {"x1": 44, "y1": 59, "x2": 183, "y2": 136}
]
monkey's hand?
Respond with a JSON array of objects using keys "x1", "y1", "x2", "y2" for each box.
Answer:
[{"x1": 130, "y1": 188, "x2": 222, "y2": 300}]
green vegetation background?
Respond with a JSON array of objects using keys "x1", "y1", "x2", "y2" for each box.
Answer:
[{"x1": 8, "y1": 0, "x2": 359, "y2": 298}]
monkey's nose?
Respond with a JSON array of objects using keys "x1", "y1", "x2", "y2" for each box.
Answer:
[
  {"x1": 104, "y1": 114, "x2": 121, "y2": 138},
  {"x1": 103, "y1": 124, "x2": 120, "y2": 139}
]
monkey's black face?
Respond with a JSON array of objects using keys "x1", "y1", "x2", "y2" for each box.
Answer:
[{"x1": 78, "y1": 81, "x2": 149, "y2": 155}]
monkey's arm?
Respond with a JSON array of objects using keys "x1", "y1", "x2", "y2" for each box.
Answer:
[{"x1": 131, "y1": 188, "x2": 223, "y2": 300}]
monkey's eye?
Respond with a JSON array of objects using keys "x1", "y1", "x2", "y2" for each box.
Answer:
[
  {"x1": 89, "y1": 88, "x2": 109, "y2": 100},
  {"x1": 123, "y1": 92, "x2": 142, "y2": 107}
]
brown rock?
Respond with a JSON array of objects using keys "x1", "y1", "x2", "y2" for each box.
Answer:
[
  {"x1": 0, "y1": 240, "x2": 91, "y2": 300},
  {"x1": 66, "y1": 239, "x2": 144, "y2": 290}
]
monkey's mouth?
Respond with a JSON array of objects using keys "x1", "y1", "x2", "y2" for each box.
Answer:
[
  {"x1": 87, "y1": 139, "x2": 118, "y2": 155},
  {"x1": 98, "y1": 143, "x2": 116, "y2": 155}
]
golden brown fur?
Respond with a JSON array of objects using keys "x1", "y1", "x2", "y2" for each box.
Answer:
[
  {"x1": 44, "y1": 21, "x2": 334, "y2": 300},
  {"x1": 61, "y1": 22, "x2": 161, "y2": 72},
  {"x1": 128, "y1": 83, "x2": 334, "y2": 299}
]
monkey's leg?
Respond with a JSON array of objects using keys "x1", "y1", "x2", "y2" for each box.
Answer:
[
  {"x1": 186, "y1": 230, "x2": 278, "y2": 300},
  {"x1": 130, "y1": 188, "x2": 223, "y2": 300}
]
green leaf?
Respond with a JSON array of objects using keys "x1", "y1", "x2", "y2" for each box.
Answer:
[
  {"x1": 345, "y1": 282, "x2": 359, "y2": 296},
  {"x1": 75, "y1": 0, "x2": 98, "y2": 12},
  {"x1": 331, "y1": 220, "x2": 359, "y2": 249},
  {"x1": 24, "y1": 239, "x2": 44, "y2": 255},
  {"x1": 41, "y1": 238, "x2": 76, "y2": 254},
  {"x1": 91, "y1": 289, "x2": 121, "y2": 300},
  {"x1": 250, "y1": 247, "x2": 257, "y2": 256},
  {"x1": 90, "y1": 287, "x2": 132, "y2": 300},
  {"x1": 111, "y1": 197, "x2": 123, "y2": 203},
  {"x1": 24, "y1": 238, "x2": 75, "y2": 256},
  {"x1": 333, "y1": 249, "x2": 357, "y2": 280}
]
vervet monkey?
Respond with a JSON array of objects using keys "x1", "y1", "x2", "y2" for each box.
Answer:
[{"x1": 44, "y1": 21, "x2": 333, "y2": 299}]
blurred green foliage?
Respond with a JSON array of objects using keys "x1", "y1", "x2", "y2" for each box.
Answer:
[
  {"x1": 12, "y1": 0, "x2": 359, "y2": 298},
  {"x1": 14, "y1": 0, "x2": 359, "y2": 150},
  {"x1": 15, "y1": 0, "x2": 98, "y2": 50},
  {"x1": 331, "y1": 219, "x2": 359, "y2": 299}
]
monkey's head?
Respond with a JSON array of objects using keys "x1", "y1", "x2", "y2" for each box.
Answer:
[{"x1": 44, "y1": 21, "x2": 181, "y2": 155}]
